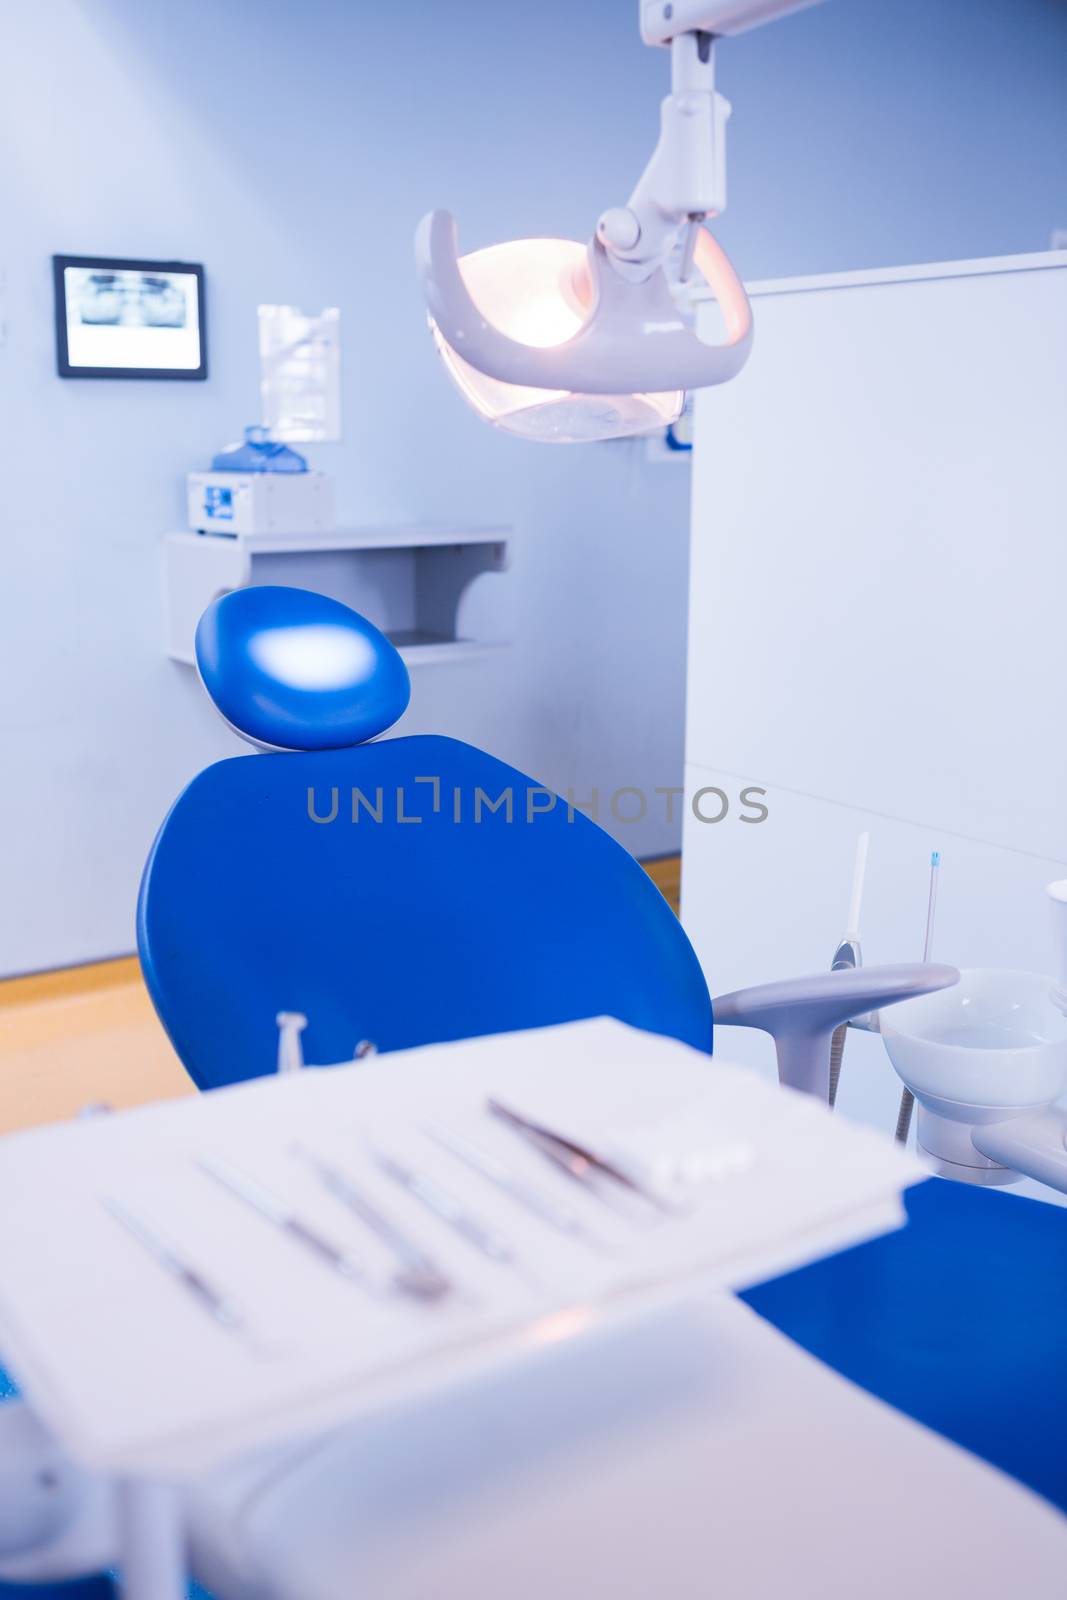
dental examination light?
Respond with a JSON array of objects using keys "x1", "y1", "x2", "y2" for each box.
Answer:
[{"x1": 416, "y1": 0, "x2": 824, "y2": 441}]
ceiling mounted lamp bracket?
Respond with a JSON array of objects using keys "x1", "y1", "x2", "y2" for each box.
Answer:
[{"x1": 595, "y1": 27, "x2": 729, "y2": 282}]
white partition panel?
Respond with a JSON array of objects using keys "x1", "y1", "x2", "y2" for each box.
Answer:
[{"x1": 682, "y1": 253, "x2": 1067, "y2": 1169}]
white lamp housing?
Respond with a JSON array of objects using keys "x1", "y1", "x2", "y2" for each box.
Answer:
[
  {"x1": 414, "y1": 4, "x2": 835, "y2": 441},
  {"x1": 640, "y1": 0, "x2": 825, "y2": 45},
  {"x1": 419, "y1": 224, "x2": 753, "y2": 442},
  {"x1": 426, "y1": 236, "x2": 684, "y2": 442}
]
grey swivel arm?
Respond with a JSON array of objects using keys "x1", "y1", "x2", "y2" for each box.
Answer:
[{"x1": 712, "y1": 963, "x2": 961, "y2": 1101}]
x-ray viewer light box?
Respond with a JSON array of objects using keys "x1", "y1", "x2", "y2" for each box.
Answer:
[{"x1": 53, "y1": 255, "x2": 207, "y2": 379}]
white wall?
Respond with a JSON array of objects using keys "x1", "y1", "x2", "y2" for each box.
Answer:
[
  {"x1": 681, "y1": 255, "x2": 1067, "y2": 1199},
  {"x1": 1, "y1": 0, "x2": 1066, "y2": 976}
]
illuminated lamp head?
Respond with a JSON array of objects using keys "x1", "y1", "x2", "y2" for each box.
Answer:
[
  {"x1": 416, "y1": 211, "x2": 753, "y2": 446},
  {"x1": 430, "y1": 237, "x2": 684, "y2": 443}
]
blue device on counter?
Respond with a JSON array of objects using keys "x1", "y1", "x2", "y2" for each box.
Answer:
[{"x1": 211, "y1": 425, "x2": 307, "y2": 474}]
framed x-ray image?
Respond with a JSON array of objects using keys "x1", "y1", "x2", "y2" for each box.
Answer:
[{"x1": 53, "y1": 255, "x2": 207, "y2": 379}]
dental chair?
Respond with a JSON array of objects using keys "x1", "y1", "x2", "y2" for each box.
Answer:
[
  {"x1": 138, "y1": 586, "x2": 944, "y2": 1094},
  {"x1": 137, "y1": 583, "x2": 715, "y2": 1085},
  {"x1": 2, "y1": 587, "x2": 1063, "y2": 1599}
]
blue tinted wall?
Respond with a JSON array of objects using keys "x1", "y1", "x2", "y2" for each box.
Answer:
[{"x1": 1, "y1": 0, "x2": 1065, "y2": 971}]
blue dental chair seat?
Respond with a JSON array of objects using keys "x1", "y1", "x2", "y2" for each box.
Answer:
[
  {"x1": 138, "y1": 733, "x2": 712, "y2": 1089},
  {"x1": 139, "y1": 587, "x2": 710, "y2": 1090}
]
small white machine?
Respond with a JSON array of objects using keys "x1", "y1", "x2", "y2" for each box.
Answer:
[
  {"x1": 186, "y1": 470, "x2": 335, "y2": 538},
  {"x1": 416, "y1": 0, "x2": 825, "y2": 440}
]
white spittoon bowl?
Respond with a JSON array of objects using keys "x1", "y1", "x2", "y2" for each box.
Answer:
[{"x1": 881, "y1": 968, "x2": 1067, "y2": 1183}]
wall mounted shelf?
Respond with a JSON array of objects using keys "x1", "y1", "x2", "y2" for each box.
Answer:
[{"x1": 164, "y1": 524, "x2": 511, "y2": 668}]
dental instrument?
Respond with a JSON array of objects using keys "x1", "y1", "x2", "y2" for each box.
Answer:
[
  {"x1": 1048, "y1": 878, "x2": 1067, "y2": 1016},
  {"x1": 290, "y1": 1144, "x2": 453, "y2": 1302},
  {"x1": 276, "y1": 1011, "x2": 307, "y2": 1075},
  {"x1": 424, "y1": 1121, "x2": 593, "y2": 1242},
  {"x1": 102, "y1": 1197, "x2": 245, "y2": 1335},
  {"x1": 487, "y1": 1099, "x2": 683, "y2": 1216},
  {"x1": 416, "y1": 1, "x2": 825, "y2": 440},
  {"x1": 198, "y1": 1154, "x2": 365, "y2": 1282},
  {"x1": 828, "y1": 831, "x2": 869, "y2": 1109},
  {"x1": 895, "y1": 852, "x2": 941, "y2": 1145},
  {"x1": 373, "y1": 1150, "x2": 515, "y2": 1264}
]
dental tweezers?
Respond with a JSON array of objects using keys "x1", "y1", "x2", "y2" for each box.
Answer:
[{"x1": 487, "y1": 1099, "x2": 682, "y2": 1215}]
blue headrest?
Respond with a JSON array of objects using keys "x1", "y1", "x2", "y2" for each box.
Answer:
[{"x1": 195, "y1": 587, "x2": 411, "y2": 751}]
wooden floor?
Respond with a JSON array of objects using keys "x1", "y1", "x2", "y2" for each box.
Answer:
[
  {"x1": 0, "y1": 855, "x2": 681, "y2": 1136},
  {"x1": 642, "y1": 853, "x2": 681, "y2": 916},
  {"x1": 0, "y1": 957, "x2": 195, "y2": 1135}
]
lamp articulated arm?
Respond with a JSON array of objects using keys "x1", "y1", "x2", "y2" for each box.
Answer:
[
  {"x1": 597, "y1": 0, "x2": 826, "y2": 277},
  {"x1": 597, "y1": 30, "x2": 727, "y2": 278}
]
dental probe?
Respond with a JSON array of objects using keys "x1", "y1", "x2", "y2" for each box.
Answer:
[
  {"x1": 199, "y1": 1155, "x2": 365, "y2": 1282},
  {"x1": 895, "y1": 851, "x2": 941, "y2": 1144},
  {"x1": 290, "y1": 1144, "x2": 453, "y2": 1302},
  {"x1": 102, "y1": 1197, "x2": 245, "y2": 1334},
  {"x1": 423, "y1": 1121, "x2": 595, "y2": 1242},
  {"x1": 373, "y1": 1149, "x2": 515, "y2": 1264},
  {"x1": 828, "y1": 831, "x2": 869, "y2": 1109}
]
